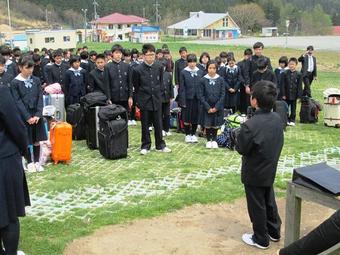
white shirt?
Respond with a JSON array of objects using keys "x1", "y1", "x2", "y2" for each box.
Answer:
[{"x1": 307, "y1": 55, "x2": 314, "y2": 72}]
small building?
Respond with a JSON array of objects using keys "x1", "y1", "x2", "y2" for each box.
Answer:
[
  {"x1": 91, "y1": 12, "x2": 149, "y2": 42},
  {"x1": 167, "y1": 11, "x2": 241, "y2": 39},
  {"x1": 261, "y1": 27, "x2": 278, "y2": 37},
  {"x1": 131, "y1": 26, "x2": 160, "y2": 43},
  {"x1": 12, "y1": 34, "x2": 28, "y2": 50},
  {"x1": 26, "y1": 30, "x2": 77, "y2": 50}
]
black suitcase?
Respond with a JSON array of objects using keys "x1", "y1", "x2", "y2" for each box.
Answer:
[
  {"x1": 98, "y1": 119, "x2": 128, "y2": 159},
  {"x1": 300, "y1": 96, "x2": 321, "y2": 123},
  {"x1": 274, "y1": 100, "x2": 288, "y2": 130},
  {"x1": 85, "y1": 106, "x2": 101, "y2": 149},
  {"x1": 80, "y1": 91, "x2": 107, "y2": 111},
  {"x1": 66, "y1": 103, "x2": 85, "y2": 140}
]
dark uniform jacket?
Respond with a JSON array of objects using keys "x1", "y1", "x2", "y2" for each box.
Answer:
[
  {"x1": 88, "y1": 68, "x2": 105, "y2": 94},
  {"x1": 235, "y1": 109, "x2": 284, "y2": 187},
  {"x1": 200, "y1": 74, "x2": 225, "y2": 111},
  {"x1": 46, "y1": 63, "x2": 68, "y2": 88},
  {"x1": 219, "y1": 65, "x2": 243, "y2": 107},
  {"x1": 161, "y1": 71, "x2": 174, "y2": 103},
  {"x1": 64, "y1": 68, "x2": 87, "y2": 104},
  {"x1": 0, "y1": 71, "x2": 13, "y2": 87},
  {"x1": 104, "y1": 60, "x2": 132, "y2": 102},
  {"x1": 174, "y1": 58, "x2": 187, "y2": 85},
  {"x1": 0, "y1": 84, "x2": 28, "y2": 158},
  {"x1": 132, "y1": 62, "x2": 164, "y2": 111},
  {"x1": 178, "y1": 67, "x2": 203, "y2": 107},
  {"x1": 282, "y1": 70, "x2": 303, "y2": 100},
  {"x1": 5, "y1": 60, "x2": 18, "y2": 77},
  {"x1": 33, "y1": 64, "x2": 45, "y2": 85},
  {"x1": 10, "y1": 75, "x2": 43, "y2": 121},
  {"x1": 274, "y1": 67, "x2": 288, "y2": 100},
  {"x1": 251, "y1": 69, "x2": 277, "y2": 88},
  {"x1": 298, "y1": 54, "x2": 317, "y2": 77},
  {"x1": 237, "y1": 59, "x2": 251, "y2": 86},
  {"x1": 197, "y1": 63, "x2": 208, "y2": 76},
  {"x1": 249, "y1": 55, "x2": 272, "y2": 83}
]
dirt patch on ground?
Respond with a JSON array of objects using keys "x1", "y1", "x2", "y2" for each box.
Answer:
[{"x1": 64, "y1": 198, "x2": 335, "y2": 255}]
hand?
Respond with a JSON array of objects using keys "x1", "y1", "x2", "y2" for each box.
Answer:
[
  {"x1": 229, "y1": 88, "x2": 235, "y2": 93},
  {"x1": 128, "y1": 97, "x2": 133, "y2": 109},
  {"x1": 211, "y1": 108, "x2": 217, "y2": 113},
  {"x1": 33, "y1": 116, "x2": 40, "y2": 124},
  {"x1": 282, "y1": 96, "x2": 286, "y2": 100},
  {"x1": 245, "y1": 86, "x2": 251, "y2": 95},
  {"x1": 107, "y1": 100, "x2": 112, "y2": 105},
  {"x1": 27, "y1": 117, "x2": 35, "y2": 125},
  {"x1": 208, "y1": 108, "x2": 213, "y2": 113}
]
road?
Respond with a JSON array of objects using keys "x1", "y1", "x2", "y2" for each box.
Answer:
[{"x1": 191, "y1": 36, "x2": 340, "y2": 51}]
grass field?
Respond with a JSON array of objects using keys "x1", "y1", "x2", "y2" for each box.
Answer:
[{"x1": 19, "y1": 42, "x2": 340, "y2": 255}]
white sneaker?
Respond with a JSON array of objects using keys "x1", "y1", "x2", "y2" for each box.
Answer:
[
  {"x1": 185, "y1": 135, "x2": 192, "y2": 143},
  {"x1": 162, "y1": 130, "x2": 167, "y2": 137},
  {"x1": 290, "y1": 122, "x2": 296, "y2": 126},
  {"x1": 128, "y1": 120, "x2": 133, "y2": 126},
  {"x1": 242, "y1": 233, "x2": 269, "y2": 250},
  {"x1": 211, "y1": 141, "x2": 219, "y2": 149},
  {"x1": 149, "y1": 126, "x2": 153, "y2": 131},
  {"x1": 27, "y1": 163, "x2": 37, "y2": 173},
  {"x1": 166, "y1": 131, "x2": 172, "y2": 136},
  {"x1": 156, "y1": 147, "x2": 172, "y2": 153},
  {"x1": 140, "y1": 149, "x2": 150, "y2": 155},
  {"x1": 206, "y1": 141, "x2": 212, "y2": 149},
  {"x1": 191, "y1": 135, "x2": 198, "y2": 143},
  {"x1": 131, "y1": 120, "x2": 137, "y2": 126},
  {"x1": 35, "y1": 163, "x2": 45, "y2": 172},
  {"x1": 17, "y1": 251, "x2": 26, "y2": 255}
]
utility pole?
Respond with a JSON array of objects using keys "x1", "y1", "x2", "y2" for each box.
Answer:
[
  {"x1": 153, "y1": 0, "x2": 160, "y2": 25},
  {"x1": 93, "y1": 0, "x2": 99, "y2": 42},
  {"x1": 81, "y1": 8, "x2": 88, "y2": 43},
  {"x1": 6, "y1": 0, "x2": 13, "y2": 47},
  {"x1": 142, "y1": 7, "x2": 146, "y2": 19}
]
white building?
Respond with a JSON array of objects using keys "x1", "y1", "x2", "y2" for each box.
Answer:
[{"x1": 26, "y1": 30, "x2": 77, "y2": 50}]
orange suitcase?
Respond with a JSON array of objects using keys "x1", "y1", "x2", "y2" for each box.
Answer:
[{"x1": 50, "y1": 122, "x2": 72, "y2": 164}]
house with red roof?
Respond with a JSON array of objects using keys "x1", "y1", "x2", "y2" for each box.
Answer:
[
  {"x1": 333, "y1": 26, "x2": 340, "y2": 36},
  {"x1": 91, "y1": 12, "x2": 149, "y2": 42}
]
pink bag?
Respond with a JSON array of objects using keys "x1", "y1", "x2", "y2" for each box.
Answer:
[{"x1": 44, "y1": 83, "x2": 63, "y2": 94}]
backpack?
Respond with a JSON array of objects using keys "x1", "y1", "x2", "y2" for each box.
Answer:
[
  {"x1": 216, "y1": 121, "x2": 239, "y2": 150},
  {"x1": 80, "y1": 91, "x2": 107, "y2": 110},
  {"x1": 98, "y1": 104, "x2": 128, "y2": 122},
  {"x1": 300, "y1": 96, "x2": 322, "y2": 123}
]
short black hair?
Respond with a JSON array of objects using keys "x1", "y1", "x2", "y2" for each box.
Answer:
[
  {"x1": 83, "y1": 45, "x2": 88, "y2": 49},
  {"x1": 219, "y1": 51, "x2": 228, "y2": 58},
  {"x1": 0, "y1": 46, "x2": 11, "y2": 56},
  {"x1": 253, "y1": 42, "x2": 264, "y2": 50},
  {"x1": 227, "y1": 56, "x2": 236, "y2": 63},
  {"x1": 156, "y1": 49, "x2": 163, "y2": 54},
  {"x1": 179, "y1": 47, "x2": 187, "y2": 53},
  {"x1": 104, "y1": 50, "x2": 112, "y2": 56},
  {"x1": 142, "y1": 44, "x2": 156, "y2": 54},
  {"x1": 70, "y1": 55, "x2": 81, "y2": 66},
  {"x1": 244, "y1": 48, "x2": 253, "y2": 56},
  {"x1": 0, "y1": 55, "x2": 5, "y2": 65},
  {"x1": 251, "y1": 80, "x2": 277, "y2": 111},
  {"x1": 111, "y1": 44, "x2": 123, "y2": 53},
  {"x1": 18, "y1": 55, "x2": 34, "y2": 68},
  {"x1": 12, "y1": 47, "x2": 21, "y2": 57},
  {"x1": 307, "y1": 45, "x2": 314, "y2": 51},
  {"x1": 199, "y1": 52, "x2": 210, "y2": 64},
  {"x1": 257, "y1": 57, "x2": 268, "y2": 70},
  {"x1": 131, "y1": 48, "x2": 139, "y2": 55},
  {"x1": 123, "y1": 49, "x2": 131, "y2": 57},
  {"x1": 206, "y1": 60, "x2": 218, "y2": 71},
  {"x1": 89, "y1": 50, "x2": 97, "y2": 57},
  {"x1": 80, "y1": 51, "x2": 89, "y2": 60},
  {"x1": 33, "y1": 48, "x2": 40, "y2": 53},
  {"x1": 187, "y1": 54, "x2": 197, "y2": 63},
  {"x1": 162, "y1": 44, "x2": 169, "y2": 50},
  {"x1": 215, "y1": 56, "x2": 222, "y2": 65},
  {"x1": 96, "y1": 54, "x2": 105, "y2": 61},
  {"x1": 288, "y1": 57, "x2": 298, "y2": 64},
  {"x1": 162, "y1": 48, "x2": 170, "y2": 54},
  {"x1": 32, "y1": 54, "x2": 41, "y2": 63},
  {"x1": 278, "y1": 56, "x2": 288, "y2": 66},
  {"x1": 53, "y1": 50, "x2": 63, "y2": 58}
]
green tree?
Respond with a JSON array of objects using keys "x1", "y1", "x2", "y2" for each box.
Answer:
[{"x1": 301, "y1": 4, "x2": 332, "y2": 35}]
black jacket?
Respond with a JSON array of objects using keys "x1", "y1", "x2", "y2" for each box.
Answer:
[
  {"x1": 0, "y1": 85, "x2": 28, "y2": 158},
  {"x1": 249, "y1": 55, "x2": 272, "y2": 83},
  {"x1": 64, "y1": 68, "x2": 87, "y2": 101},
  {"x1": 178, "y1": 68, "x2": 204, "y2": 106},
  {"x1": 88, "y1": 68, "x2": 106, "y2": 94},
  {"x1": 46, "y1": 63, "x2": 68, "y2": 88},
  {"x1": 0, "y1": 71, "x2": 13, "y2": 87},
  {"x1": 274, "y1": 67, "x2": 288, "y2": 100},
  {"x1": 282, "y1": 70, "x2": 303, "y2": 100},
  {"x1": 104, "y1": 60, "x2": 132, "y2": 102},
  {"x1": 161, "y1": 71, "x2": 174, "y2": 103},
  {"x1": 33, "y1": 64, "x2": 45, "y2": 85},
  {"x1": 251, "y1": 69, "x2": 277, "y2": 88},
  {"x1": 298, "y1": 54, "x2": 317, "y2": 77},
  {"x1": 200, "y1": 75, "x2": 225, "y2": 111},
  {"x1": 174, "y1": 58, "x2": 187, "y2": 85},
  {"x1": 237, "y1": 59, "x2": 251, "y2": 86},
  {"x1": 235, "y1": 109, "x2": 284, "y2": 187},
  {"x1": 10, "y1": 76, "x2": 43, "y2": 122},
  {"x1": 132, "y1": 62, "x2": 163, "y2": 111}
]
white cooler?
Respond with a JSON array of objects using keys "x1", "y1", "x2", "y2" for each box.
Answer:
[{"x1": 323, "y1": 88, "x2": 340, "y2": 128}]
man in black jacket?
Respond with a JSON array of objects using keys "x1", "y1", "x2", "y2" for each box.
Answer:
[
  {"x1": 45, "y1": 50, "x2": 68, "y2": 90},
  {"x1": 235, "y1": 80, "x2": 284, "y2": 250},
  {"x1": 88, "y1": 54, "x2": 106, "y2": 94},
  {"x1": 132, "y1": 44, "x2": 171, "y2": 155},
  {"x1": 174, "y1": 47, "x2": 187, "y2": 87},
  {"x1": 298, "y1": 45, "x2": 317, "y2": 97}
]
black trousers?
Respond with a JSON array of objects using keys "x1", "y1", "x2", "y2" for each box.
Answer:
[
  {"x1": 239, "y1": 86, "x2": 250, "y2": 114},
  {"x1": 280, "y1": 210, "x2": 340, "y2": 255},
  {"x1": 140, "y1": 109, "x2": 166, "y2": 150},
  {"x1": 302, "y1": 72, "x2": 314, "y2": 97},
  {"x1": 161, "y1": 102, "x2": 170, "y2": 132},
  {"x1": 244, "y1": 185, "x2": 281, "y2": 247},
  {"x1": 286, "y1": 99, "x2": 297, "y2": 122},
  {"x1": 0, "y1": 219, "x2": 20, "y2": 255}
]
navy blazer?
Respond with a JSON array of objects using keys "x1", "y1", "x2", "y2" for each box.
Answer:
[
  {"x1": 178, "y1": 68, "x2": 204, "y2": 106},
  {"x1": 282, "y1": 70, "x2": 303, "y2": 100},
  {"x1": 0, "y1": 85, "x2": 28, "y2": 158},
  {"x1": 0, "y1": 71, "x2": 13, "y2": 87},
  {"x1": 10, "y1": 75, "x2": 43, "y2": 122},
  {"x1": 236, "y1": 109, "x2": 284, "y2": 187},
  {"x1": 219, "y1": 66, "x2": 243, "y2": 91},
  {"x1": 200, "y1": 75, "x2": 225, "y2": 111},
  {"x1": 174, "y1": 58, "x2": 187, "y2": 85},
  {"x1": 46, "y1": 63, "x2": 68, "y2": 87}
]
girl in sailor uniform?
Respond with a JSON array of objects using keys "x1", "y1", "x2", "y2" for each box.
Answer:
[
  {"x1": 197, "y1": 52, "x2": 210, "y2": 76},
  {"x1": 10, "y1": 55, "x2": 47, "y2": 172},
  {"x1": 64, "y1": 55, "x2": 87, "y2": 106},
  {"x1": 178, "y1": 54, "x2": 204, "y2": 143},
  {"x1": 199, "y1": 61, "x2": 225, "y2": 149}
]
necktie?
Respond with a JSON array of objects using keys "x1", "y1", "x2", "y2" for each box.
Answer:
[
  {"x1": 24, "y1": 78, "x2": 33, "y2": 88},
  {"x1": 74, "y1": 70, "x2": 81, "y2": 77}
]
